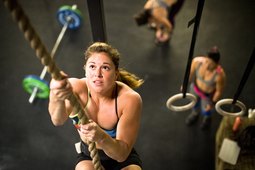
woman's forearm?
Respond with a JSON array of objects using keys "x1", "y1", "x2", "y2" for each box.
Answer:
[
  {"x1": 48, "y1": 93, "x2": 69, "y2": 126},
  {"x1": 97, "y1": 134, "x2": 131, "y2": 162}
]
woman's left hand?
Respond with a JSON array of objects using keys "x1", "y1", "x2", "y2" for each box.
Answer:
[{"x1": 78, "y1": 120, "x2": 105, "y2": 143}]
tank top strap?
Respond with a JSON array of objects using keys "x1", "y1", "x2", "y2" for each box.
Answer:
[{"x1": 115, "y1": 83, "x2": 119, "y2": 119}]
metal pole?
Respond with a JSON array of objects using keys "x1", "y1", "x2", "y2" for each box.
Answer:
[
  {"x1": 86, "y1": 0, "x2": 107, "y2": 42},
  {"x1": 28, "y1": 13, "x2": 73, "y2": 103}
]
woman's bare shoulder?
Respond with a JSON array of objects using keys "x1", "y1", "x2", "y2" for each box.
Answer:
[
  {"x1": 116, "y1": 82, "x2": 142, "y2": 118},
  {"x1": 194, "y1": 56, "x2": 206, "y2": 62},
  {"x1": 117, "y1": 81, "x2": 142, "y2": 102}
]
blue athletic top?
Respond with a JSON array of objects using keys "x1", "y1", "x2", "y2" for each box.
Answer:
[{"x1": 69, "y1": 83, "x2": 119, "y2": 138}]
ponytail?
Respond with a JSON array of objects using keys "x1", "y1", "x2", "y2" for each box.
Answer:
[{"x1": 117, "y1": 68, "x2": 144, "y2": 89}]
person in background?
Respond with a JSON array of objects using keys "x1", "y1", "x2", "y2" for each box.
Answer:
[
  {"x1": 185, "y1": 46, "x2": 226, "y2": 129},
  {"x1": 48, "y1": 42, "x2": 144, "y2": 169},
  {"x1": 134, "y1": 0, "x2": 185, "y2": 46}
]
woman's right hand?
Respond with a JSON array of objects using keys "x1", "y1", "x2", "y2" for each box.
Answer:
[{"x1": 50, "y1": 71, "x2": 72, "y2": 101}]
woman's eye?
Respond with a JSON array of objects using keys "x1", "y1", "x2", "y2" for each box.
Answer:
[
  {"x1": 89, "y1": 65, "x2": 95, "y2": 69},
  {"x1": 102, "y1": 66, "x2": 110, "y2": 70}
]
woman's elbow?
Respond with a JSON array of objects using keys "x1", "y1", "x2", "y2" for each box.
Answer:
[
  {"x1": 116, "y1": 148, "x2": 132, "y2": 162},
  {"x1": 116, "y1": 154, "x2": 129, "y2": 163},
  {"x1": 51, "y1": 117, "x2": 66, "y2": 126}
]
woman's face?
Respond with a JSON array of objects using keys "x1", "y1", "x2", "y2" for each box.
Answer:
[
  {"x1": 85, "y1": 52, "x2": 117, "y2": 93},
  {"x1": 206, "y1": 57, "x2": 218, "y2": 71}
]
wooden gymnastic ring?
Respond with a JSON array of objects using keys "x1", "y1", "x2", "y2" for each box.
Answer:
[
  {"x1": 166, "y1": 93, "x2": 197, "y2": 112},
  {"x1": 215, "y1": 98, "x2": 246, "y2": 117}
]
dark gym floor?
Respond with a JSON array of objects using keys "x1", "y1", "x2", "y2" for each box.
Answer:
[{"x1": 1, "y1": 0, "x2": 255, "y2": 170}]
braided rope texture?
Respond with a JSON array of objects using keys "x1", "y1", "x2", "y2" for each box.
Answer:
[{"x1": 2, "y1": 0, "x2": 103, "y2": 169}]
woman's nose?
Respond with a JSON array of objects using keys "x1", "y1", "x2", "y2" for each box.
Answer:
[{"x1": 95, "y1": 68, "x2": 102, "y2": 77}]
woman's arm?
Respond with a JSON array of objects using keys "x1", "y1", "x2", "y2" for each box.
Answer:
[
  {"x1": 48, "y1": 75, "x2": 86, "y2": 126},
  {"x1": 99, "y1": 92, "x2": 142, "y2": 162},
  {"x1": 80, "y1": 91, "x2": 142, "y2": 162},
  {"x1": 48, "y1": 90, "x2": 70, "y2": 126},
  {"x1": 48, "y1": 72, "x2": 72, "y2": 126},
  {"x1": 213, "y1": 70, "x2": 226, "y2": 103},
  {"x1": 189, "y1": 57, "x2": 201, "y2": 82}
]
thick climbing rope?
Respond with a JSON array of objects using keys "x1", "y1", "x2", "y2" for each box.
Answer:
[{"x1": 2, "y1": 0, "x2": 103, "y2": 169}]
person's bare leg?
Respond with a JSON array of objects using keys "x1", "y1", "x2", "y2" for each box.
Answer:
[{"x1": 75, "y1": 160, "x2": 95, "y2": 170}]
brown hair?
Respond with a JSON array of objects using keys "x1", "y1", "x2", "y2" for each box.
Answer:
[
  {"x1": 207, "y1": 46, "x2": 220, "y2": 63},
  {"x1": 84, "y1": 42, "x2": 144, "y2": 89}
]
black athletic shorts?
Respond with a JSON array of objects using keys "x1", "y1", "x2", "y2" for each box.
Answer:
[{"x1": 76, "y1": 142, "x2": 142, "y2": 170}]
